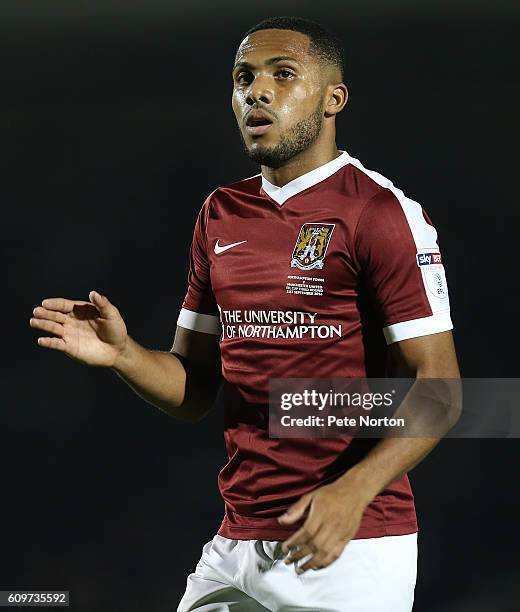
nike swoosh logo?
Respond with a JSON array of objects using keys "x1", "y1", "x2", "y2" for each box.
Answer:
[{"x1": 214, "y1": 239, "x2": 247, "y2": 254}]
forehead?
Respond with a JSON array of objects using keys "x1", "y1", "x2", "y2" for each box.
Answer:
[{"x1": 234, "y1": 29, "x2": 314, "y2": 66}]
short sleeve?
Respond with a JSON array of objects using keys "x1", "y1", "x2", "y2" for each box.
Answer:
[
  {"x1": 354, "y1": 188, "x2": 453, "y2": 345},
  {"x1": 176, "y1": 195, "x2": 222, "y2": 335}
]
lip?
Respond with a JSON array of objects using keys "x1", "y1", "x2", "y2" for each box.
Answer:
[
  {"x1": 244, "y1": 109, "x2": 274, "y2": 137},
  {"x1": 245, "y1": 123, "x2": 273, "y2": 136}
]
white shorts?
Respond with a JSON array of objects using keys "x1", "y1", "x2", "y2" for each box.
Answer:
[{"x1": 177, "y1": 532, "x2": 418, "y2": 611}]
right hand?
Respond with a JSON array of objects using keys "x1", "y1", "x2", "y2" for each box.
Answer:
[{"x1": 29, "y1": 291, "x2": 128, "y2": 367}]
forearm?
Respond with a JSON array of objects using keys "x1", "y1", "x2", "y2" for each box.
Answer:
[
  {"x1": 335, "y1": 436, "x2": 439, "y2": 505},
  {"x1": 111, "y1": 335, "x2": 188, "y2": 417},
  {"x1": 334, "y1": 374, "x2": 462, "y2": 504}
]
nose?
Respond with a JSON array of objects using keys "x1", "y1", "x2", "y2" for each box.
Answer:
[{"x1": 246, "y1": 75, "x2": 273, "y2": 107}]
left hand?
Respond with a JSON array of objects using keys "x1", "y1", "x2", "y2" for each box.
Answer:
[{"x1": 278, "y1": 479, "x2": 369, "y2": 574}]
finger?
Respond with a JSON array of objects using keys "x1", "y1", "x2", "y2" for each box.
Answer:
[
  {"x1": 41, "y1": 297, "x2": 86, "y2": 313},
  {"x1": 89, "y1": 291, "x2": 118, "y2": 318},
  {"x1": 286, "y1": 521, "x2": 331, "y2": 568},
  {"x1": 309, "y1": 523, "x2": 340, "y2": 554},
  {"x1": 297, "y1": 547, "x2": 342, "y2": 574},
  {"x1": 296, "y1": 557, "x2": 321, "y2": 574},
  {"x1": 283, "y1": 543, "x2": 316, "y2": 565},
  {"x1": 32, "y1": 306, "x2": 67, "y2": 324},
  {"x1": 281, "y1": 518, "x2": 320, "y2": 554},
  {"x1": 278, "y1": 494, "x2": 312, "y2": 525},
  {"x1": 297, "y1": 540, "x2": 346, "y2": 574},
  {"x1": 37, "y1": 336, "x2": 66, "y2": 351},
  {"x1": 30, "y1": 318, "x2": 64, "y2": 336},
  {"x1": 284, "y1": 521, "x2": 334, "y2": 565},
  {"x1": 314, "y1": 514, "x2": 358, "y2": 555}
]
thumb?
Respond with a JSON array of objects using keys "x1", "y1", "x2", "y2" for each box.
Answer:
[
  {"x1": 278, "y1": 495, "x2": 313, "y2": 525},
  {"x1": 89, "y1": 290, "x2": 115, "y2": 316}
]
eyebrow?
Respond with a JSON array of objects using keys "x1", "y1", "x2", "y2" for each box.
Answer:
[{"x1": 232, "y1": 55, "x2": 301, "y2": 72}]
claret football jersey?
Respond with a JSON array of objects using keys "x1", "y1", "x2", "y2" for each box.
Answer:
[{"x1": 177, "y1": 150, "x2": 452, "y2": 540}]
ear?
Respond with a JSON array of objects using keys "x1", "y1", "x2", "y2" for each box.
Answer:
[{"x1": 324, "y1": 83, "x2": 348, "y2": 117}]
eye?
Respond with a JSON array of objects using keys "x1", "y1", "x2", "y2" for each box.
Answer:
[
  {"x1": 235, "y1": 71, "x2": 253, "y2": 85},
  {"x1": 276, "y1": 69, "x2": 295, "y2": 79}
]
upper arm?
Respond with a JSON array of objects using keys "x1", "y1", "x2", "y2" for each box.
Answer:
[
  {"x1": 165, "y1": 326, "x2": 222, "y2": 422},
  {"x1": 171, "y1": 325, "x2": 221, "y2": 382},
  {"x1": 169, "y1": 326, "x2": 222, "y2": 420},
  {"x1": 354, "y1": 187, "x2": 460, "y2": 377},
  {"x1": 171, "y1": 195, "x2": 223, "y2": 419},
  {"x1": 355, "y1": 187, "x2": 453, "y2": 344},
  {"x1": 176, "y1": 193, "x2": 222, "y2": 369},
  {"x1": 388, "y1": 330, "x2": 460, "y2": 378}
]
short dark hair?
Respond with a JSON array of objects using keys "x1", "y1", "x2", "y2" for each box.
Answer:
[{"x1": 243, "y1": 16, "x2": 345, "y2": 80}]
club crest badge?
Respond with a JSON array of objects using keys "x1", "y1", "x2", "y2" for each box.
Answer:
[{"x1": 291, "y1": 223, "x2": 335, "y2": 270}]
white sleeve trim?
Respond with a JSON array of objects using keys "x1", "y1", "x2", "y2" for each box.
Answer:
[
  {"x1": 346, "y1": 153, "x2": 451, "y2": 316},
  {"x1": 383, "y1": 311, "x2": 453, "y2": 345},
  {"x1": 177, "y1": 308, "x2": 221, "y2": 335}
]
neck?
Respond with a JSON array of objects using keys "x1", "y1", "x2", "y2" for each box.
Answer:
[{"x1": 261, "y1": 139, "x2": 340, "y2": 188}]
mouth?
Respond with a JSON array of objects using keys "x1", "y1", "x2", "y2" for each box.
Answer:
[{"x1": 245, "y1": 110, "x2": 274, "y2": 136}]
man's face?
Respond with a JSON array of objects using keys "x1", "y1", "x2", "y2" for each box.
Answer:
[{"x1": 232, "y1": 29, "x2": 326, "y2": 168}]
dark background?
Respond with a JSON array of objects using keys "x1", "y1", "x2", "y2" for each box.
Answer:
[{"x1": 3, "y1": 1, "x2": 519, "y2": 610}]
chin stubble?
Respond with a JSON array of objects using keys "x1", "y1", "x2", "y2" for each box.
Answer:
[{"x1": 239, "y1": 103, "x2": 324, "y2": 169}]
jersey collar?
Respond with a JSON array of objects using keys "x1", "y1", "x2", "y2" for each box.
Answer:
[{"x1": 260, "y1": 150, "x2": 351, "y2": 206}]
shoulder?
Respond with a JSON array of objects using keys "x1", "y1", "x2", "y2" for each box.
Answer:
[
  {"x1": 204, "y1": 173, "x2": 262, "y2": 208},
  {"x1": 194, "y1": 174, "x2": 261, "y2": 233},
  {"x1": 344, "y1": 153, "x2": 436, "y2": 239},
  {"x1": 344, "y1": 153, "x2": 418, "y2": 209}
]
